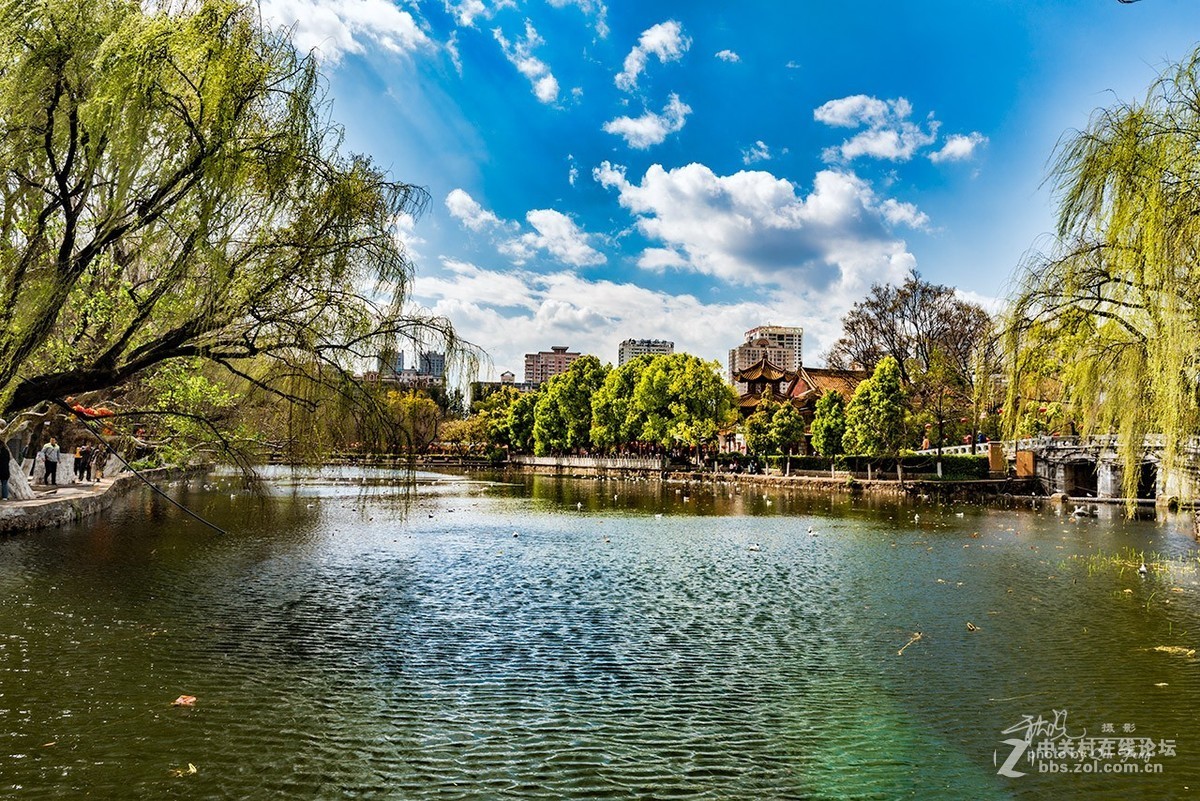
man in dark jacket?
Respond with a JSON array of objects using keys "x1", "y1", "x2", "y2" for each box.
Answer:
[{"x1": 0, "y1": 442, "x2": 11, "y2": 500}]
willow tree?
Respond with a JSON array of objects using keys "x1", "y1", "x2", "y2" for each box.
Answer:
[
  {"x1": 1005, "y1": 48, "x2": 1200, "y2": 503},
  {"x1": 0, "y1": 0, "x2": 456, "y2": 458}
]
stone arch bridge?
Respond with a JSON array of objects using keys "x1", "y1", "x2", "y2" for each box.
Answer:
[
  {"x1": 995, "y1": 436, "x2": 1190, "y2": 500},
  {"x1": 918, "y1": 436, "x2": 1196, "y2": 501}
]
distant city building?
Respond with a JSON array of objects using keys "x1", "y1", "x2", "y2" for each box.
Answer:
[
  {"x1": 377, "y1": 350, "x2": 404, "y2": 376},
  {"x1": 362, "y1": 369, "x2": 441, "y2": 389},
  {"x1": 524, "y1": 345, "x2": 580, "y2": 385},
  {"x1": 369, "y1": 349, "x2": 445, "y2": 386},
  {"x1": 618, "y1": 338, "x2": 674, "y2": 366},
  {"x1": 729, "y1": 324, "x2": 803, "y2": 387},
  {"x1": 418, "y1": 351, "x2": 446, "y2": 379},
  {"x1": 500, "y1": 371, "x2": 515, "y2": 384}
]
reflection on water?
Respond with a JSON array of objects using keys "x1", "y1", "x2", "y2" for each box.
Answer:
[{"x1": 1, "y1": 467, "x2": 1199, "y2": 798}]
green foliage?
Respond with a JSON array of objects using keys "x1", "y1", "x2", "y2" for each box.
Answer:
[
  {"x1": 438, "y1": 416, "x2": 488, "y2": 454},
  {"x1": 936, "y1": 454, "x2": 990, "y2": 480},
  {"x1": 0, "y1": 0, "x2": 459, "y2": 465},
  {"x1": 809, "y1": 390, "x2": 846, "y2": 456},
  {"x1": 144, "y1": 359, "x2": 236, "y2": 417},
  {"x1": 743, "y1": 396, "x2": 806, "y2": 456},
  {"x1": 843, "y1": 356, "x2": 908, "y2": 456},
  {"x1": 506, "y1": 390, "x2": 539, "y2": 453},
  {"x1": 770, "y1": 402, "x2": 806, "y2": 453},
  {"x1": 744, "y1": 397, "x2": 779, "y2": 456},
  {"x1": 533, "y1": 356, "x2": 608, "y2": 455},
  {"x1": 591, "y1": 355, "x2": 653, "y2": 449},
  {"x1": 470, "y1": 385, "x2": 521, "y2": 446},
  {"x1": 1004, "y1": 47, "x2": 1200, "y2": 502},
  {"x1": 630, "y1": 354, "x2": 736, "y2": 449},
  {"x1": 383, "y1": 390, "x2": 440, "y2": 453},
  {"x1": 128, "y1": 358, "x2": 244, "y2": 462}
]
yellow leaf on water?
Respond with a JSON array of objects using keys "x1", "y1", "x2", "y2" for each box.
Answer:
[{"x1": 1152, "y1": 646, "x2": 1196, "y2": 658}]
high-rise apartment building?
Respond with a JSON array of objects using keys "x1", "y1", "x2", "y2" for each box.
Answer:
[
  {"x1": 728, "y1": 325, "x2": 803, "y2": 385},
  {"x1": 524, "y1": 345, "x2": 581, "y2": 385},
  {"x1": 418, "y1": 351, "x2": 446, "y2": 379},
  {"x1": 618, "y1": 338, "x2": 674, "y2": 366}
]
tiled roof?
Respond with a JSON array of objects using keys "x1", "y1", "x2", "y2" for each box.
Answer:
[
  {"x1": 790, "y1": 366, "x2": 870, "y2": 402},
  {"x1": 733, "y1": 356, "x2": 797, "y2": 382}
]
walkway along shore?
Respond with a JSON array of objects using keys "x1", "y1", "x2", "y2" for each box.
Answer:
[{"x1": 0, "y1": 466, "x2": 207, "y2": 534}]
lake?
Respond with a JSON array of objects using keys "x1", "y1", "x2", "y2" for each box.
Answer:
[{"x1": 1, "y1": 467, "x2": 1198, "y2": 798}]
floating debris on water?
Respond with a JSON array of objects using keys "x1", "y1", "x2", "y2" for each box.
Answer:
[{"x1": 1152, "y1": 645, "x2": 1196, "y2": 658}]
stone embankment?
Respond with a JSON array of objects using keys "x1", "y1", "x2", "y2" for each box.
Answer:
[
  {"x1": 0, "y1": 466, "x2": 207, "y2": 534},
  {"x1": 502, "y1": 458, "x2": 1045, "y2": 501}
]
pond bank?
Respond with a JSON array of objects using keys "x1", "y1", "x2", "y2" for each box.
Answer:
[{"x1": 0, "y1": 466, "x2": 207, "y2": 534}]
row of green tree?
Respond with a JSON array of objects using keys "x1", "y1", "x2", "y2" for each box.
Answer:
[{"x1": 451, "y1": 353, "x2": 738, "y2": 457}]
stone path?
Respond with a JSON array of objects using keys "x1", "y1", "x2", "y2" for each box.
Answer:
[
  {"x1": 4, "y1": 476, "x2": 118, "y2": 510},
  {"x1": 0, "y1": 468, "x2": 202, "y2": 533}
]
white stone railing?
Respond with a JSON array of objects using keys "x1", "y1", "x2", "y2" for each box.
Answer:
[
  {"x1": 911, "y1": 443, "x2": 987, "y2": 456},
  {"x1": 511, "y1": 455, "x2": 666, "y2": 470}
]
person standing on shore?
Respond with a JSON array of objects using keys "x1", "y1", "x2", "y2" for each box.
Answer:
[
  {"x1": 91, "y1": 447, "x2": 106, "y2": 482},
  {"x1": 41, "y1": 437, "x2": 59, "y2": 485},
  {"x1": 76, "y1": 443, "x2": 92, "y2": 481},
  {"x1": 0, "y1": 441, "x2": 10, "y2": 500}
]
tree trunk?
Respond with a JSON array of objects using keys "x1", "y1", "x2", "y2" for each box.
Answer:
[{"x1": 7, "y1": 458, "x2": 33, "y2": 500}]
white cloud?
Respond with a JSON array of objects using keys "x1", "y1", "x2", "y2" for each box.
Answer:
[
  {"x1": 445, "y1": 0, "x2": 484, "y2": 27},
  {"x1": 261, "y1": 0, "x2": 431, "y2": 61},
  {"x1": 445, "y1": 31, "x2": 462, "y2": 73},
  {"x1": 567, "y1": 155, "x2": 579, "y2": 186},
  {"x1": 813, "y1": 94, "x2": 894, "y2": 127},
  {"x1": 594, "y1": 160, "x2": 919, "y2": 302},
  {"x1": 741, "y1": 140, "x2": 771, "y2": 165},
  {"x1": 929, "y1": 132, "x2": 988, "y2": 163},
  {"x1": 445, "y1": 190, "x2": 604, "y2": 266},
  {"x1": 955, "y1": 287, "x2": 1002, "y2": 315},
  {"x1": 837, "y1": 124, "x2": 937, "y2": 162},
  {"x1": 715, "y1": 49, "x2": 740, "y2": 63},
  {"x1": 814, "y1": 94, "x2": 940, "y2": 162},
  {"x1": 502, "y1": 209, "x2": 607, "y2": 266},
  {"x1": 393, "y1": 212, "x2": 426, "y2": 258},
  {"x1": 603, "y1": 93, "x2": 691, "y2": 149},
  {"x1": 638, "y1": 247, "x2": 688, "y2": 271},
  {"x1": 615, "y1": 20, "x2": 690, "y2": 91},
  {"x1": 413, "y1": 260, "x2": 832, "y2": 378},
  {"x1": 494, "y1": 21, "x2": 560, "y2": 103},
  {"x1": 546, "y1": 0, "x2": 609, "y2": 37},
  {"x1": 879, "y1": 199, "x2": 930, "y2": 230},
  {"x1": 445, "y1": 189, "x2": 512, "y2": 232}
]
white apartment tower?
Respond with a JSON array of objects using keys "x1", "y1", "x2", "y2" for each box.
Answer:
[
  {"x1": 728, "y1": 325, "x2": 803, "y2": 384},
  {"x1": 618, "y1": 338, "x2": 674, "y2": 366}
]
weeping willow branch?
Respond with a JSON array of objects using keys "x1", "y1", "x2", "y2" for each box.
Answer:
[
  {"x1": 0, "y1": 0, "x2": 474, "y2": 467},
  {"x1": 1005, "y1": 46, "x2": 1200, "y2": 507}
]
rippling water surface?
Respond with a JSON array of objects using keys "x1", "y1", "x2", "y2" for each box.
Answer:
[{"x1": 3, "y1": 467, "x2": 1200, "y2": 799}]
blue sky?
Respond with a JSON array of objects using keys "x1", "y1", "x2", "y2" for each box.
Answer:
[{"x1": 263, "y1": 0, "x2": 1200, "y2": 379}]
